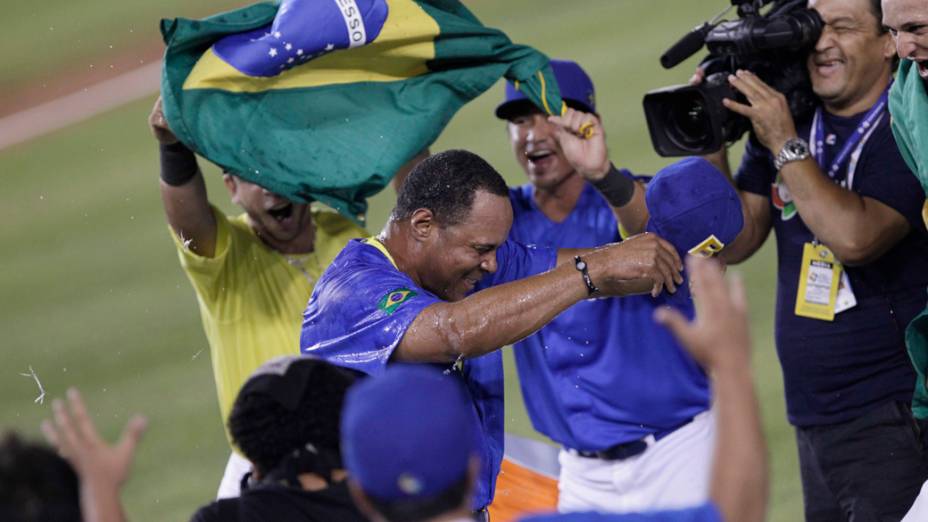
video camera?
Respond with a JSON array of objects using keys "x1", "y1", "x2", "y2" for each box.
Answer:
[{"x1": 643, "y1": 0, "x2": 822, "y2": 157}]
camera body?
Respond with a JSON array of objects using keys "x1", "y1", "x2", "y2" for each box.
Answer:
[{"x1": 643, "y1": 0, "x2": 822, "y2": 157}]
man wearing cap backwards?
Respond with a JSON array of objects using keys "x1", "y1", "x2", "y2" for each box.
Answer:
[
  {"x1": 301, "y1": 148, "x2": 684, "y2": 518},
  {"x1": 189, "y1": 355, "x2": 368, "y2": 522},
  {"x1": 341, "y1": 255, "x2": 768, "y2": 522},
  {"x1": 497, "y1": 59, "x2": 737, "y2": 512},
  {"x1": 693, "y1": 0, "x2": 928, "y2": 518}
]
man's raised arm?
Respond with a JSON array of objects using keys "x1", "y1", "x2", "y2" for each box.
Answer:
[
  {"x1": 149, "y1": 97, "x2": 218, "y2": 257},
  {"x1": 656, "y1": 257, "x2": 768, "y2": 522}
]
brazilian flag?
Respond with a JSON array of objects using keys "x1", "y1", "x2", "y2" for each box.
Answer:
[{"x1": 160, "y1": 0, "x2": 563, "y2": 222}]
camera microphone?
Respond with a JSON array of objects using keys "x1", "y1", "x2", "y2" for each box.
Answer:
[{"x1": 660, "y1": 22, "x2": 714, "y2": 69}]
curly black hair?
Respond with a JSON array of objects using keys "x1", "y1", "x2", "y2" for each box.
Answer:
[
  {"x1": 392, "y1": 149, "x2": 509, "y2": 227},
  {"x1": 228, "y1": 364, "x2": 360, "y2": 476}
]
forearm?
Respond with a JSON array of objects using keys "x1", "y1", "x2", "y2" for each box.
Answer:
[
  {"x1": 720, "y1": 192, "x2": 771, "y2": 265},
  {"x1": 80, "y1": 481, "x2": 128, "y2": 522},
  {"x1": 158, "y1": 143, "x2": 217, "y2": 256},
  {"x1": 611, "y1": 182, "x2": 648, "y2": 236},
  {"x1": 780, "y1": 159, "x2": 901, "y2": 264},
  {"x1": 710, "y1": 360, "x2": 768, "y2": 522},
  {"x1": 589, "y1": 166, "x2": 648, "y2": 235},
  {"x1": 703, "y1": 148, "x2": 733, "y2": 182},
  {"x1": 398, "y1": 263, "x2": 588, "y2": 362}
]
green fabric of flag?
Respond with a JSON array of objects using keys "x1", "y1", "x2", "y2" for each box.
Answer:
[{"x1": 160, "y1": 0, "x2": 562, "y2": 223}]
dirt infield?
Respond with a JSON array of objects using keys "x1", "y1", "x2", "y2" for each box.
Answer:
[{"x1": 0, "y1": 44, "x2": 162, "y2": 151}]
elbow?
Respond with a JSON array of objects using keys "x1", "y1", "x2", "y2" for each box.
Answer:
[
  {"x1": 829, "y1": 238, "x2": 885, "y2": 267},
  {"x1": 430, "y1": 307, "x2": 480, "y2": 360}
]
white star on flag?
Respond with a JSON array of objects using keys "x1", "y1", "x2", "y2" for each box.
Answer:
[
  {"x1": 274, "y1": 31, "x2": 282, "y2": 39},
  {"x1": 268, "y1": 48, "x2": 278, "y2": 57},
  {"x1": 325, "y1": 43, "x2": 335, "y2": 51},
  {"x1": 288, "y1": 57, "x2": 294, "y2": 64},
  {"x1": 297, "y1": 49, "x2": 303, "y2": 56},
  {"x1": 285, "y1": 43, "x2": 292, "y2": 51}
]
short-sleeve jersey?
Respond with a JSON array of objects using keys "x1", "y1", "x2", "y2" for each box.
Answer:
[
  {"x1": 300, "y1": 237, "x2": 556, "y2": 509},
  {"x1": 519, "y1": 502, "x2": 723, "y2": 522},
  {"x1": 507, "y1": 184, "x2": 709, "y2": 450},
  {"x1": 735, "y1": 107, "x2": 928, "y2": 426},
  {"x1": 172, "y1": 206, "x2": 365, "y2": 432}
]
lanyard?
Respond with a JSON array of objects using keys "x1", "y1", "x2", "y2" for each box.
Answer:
[{"x1": 809, "y1": 84, "x2": 891, "y2": 189}]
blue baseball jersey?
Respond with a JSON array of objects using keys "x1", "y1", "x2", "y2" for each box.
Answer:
[
  {"x1": 519, "y1": 503, "x2": 723, "y2": 522},
  {"x1": 508, "y1": 184, "x2": 710, "y2": 451},
  {"x1": 300, "y1": 238, "x2": 556, "y2": 509},
  {"x1": 736, "y1": 108, "x2": 928, "y2": 426}
]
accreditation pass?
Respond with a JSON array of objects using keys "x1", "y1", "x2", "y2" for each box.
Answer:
[{"x1": 795, "y1": 242, "x2": 843, "y2": 321}]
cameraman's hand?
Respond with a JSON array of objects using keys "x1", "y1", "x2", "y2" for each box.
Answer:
[
  {"x1": 723, "y1": 69, "x2": 798, "y2": 155},
  {"x1": 149, "y1": 96, "x2": 179, "y2": 145},
  {"x1": 585, "y1": 232, "x2": 684, "y2": 298},
  {"x1": 547, "y1": 108, "x2": 610, "y2": 181},
  {"x1": 689, "y1": 66, "x2": 706, "y2": 86}
]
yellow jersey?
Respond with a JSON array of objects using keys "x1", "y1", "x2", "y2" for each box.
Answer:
[{"x1": 171, "y1": 206, "x2": 365, "y2": 439}]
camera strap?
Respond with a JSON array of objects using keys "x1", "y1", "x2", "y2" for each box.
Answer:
[{"x1": 809, "y1": 83, "x2": 891, "y2": 190}]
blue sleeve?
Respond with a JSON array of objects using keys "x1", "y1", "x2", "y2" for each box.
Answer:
[
  {"x1": 734, "y1": 137, "x2": 775, "y2": 197},
  {"x1": 300, "y1": 265, "x2": 441, "y2": 376},
  {"x1": 476, "y1": 239, "x2": 557, "y2": 291},
  {"x1": 519, "y1": 503, "x2": 723, "y2": 522},
  {"x1": 854, "y1": 121, "x2": 927, "y2": 229}
]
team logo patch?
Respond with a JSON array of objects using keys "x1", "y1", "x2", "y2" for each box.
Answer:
[
  {"x1": 378, "y1": 287, "x2": 417, "y2": 314},
  {"x1": 771, "y1": 175, "x2": 797, "y2": 221},
  {"x1": 688, "y1": 234, "x2": 726, "y2": 258}
]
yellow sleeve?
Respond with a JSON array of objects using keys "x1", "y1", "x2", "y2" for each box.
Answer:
[{"x1": 169, "y1": 205, "x2": 233, "y2": 301}]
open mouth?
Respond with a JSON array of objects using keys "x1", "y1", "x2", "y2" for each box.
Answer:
[
  {"x1": 267, "y1": 202, "x2": 294, "y2": 222},
  {"x1": 813, "y1": 58, "x2": 843, "y2": 75},
  {"x1": 917, "y1": 60, "x2": 928, "y2": 79},
  {"x1": 526, "y1": 149, "x2": 555, "y2": 167}
]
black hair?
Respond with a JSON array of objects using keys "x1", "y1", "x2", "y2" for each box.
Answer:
[
  {"x1": 867, "y1": 0, "x2": 886, "y2": 32},
  {"x1": 0, "y1": 433, "x2": 81, "y2": 522},
  {"x1": 862, "y1": 0, "x2": 900, "y2": 69},
  {"x1": 228, "y1": 365, "x2": 360, "y2": 476},
  {"x1": 391, "y1": 149, "x2": 509, "y2": 227},
  {"x1": 368, "y1": 473, "x2": 471, "y2": 522}
]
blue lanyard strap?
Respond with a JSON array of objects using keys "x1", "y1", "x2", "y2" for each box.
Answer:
[{"x1": 811, "y1": 83, "x2": 891, "y2": 184}]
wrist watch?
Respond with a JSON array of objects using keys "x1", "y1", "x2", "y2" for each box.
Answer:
[{"x1": 774, "y1": 137, "x2": 810, "y2": 171}]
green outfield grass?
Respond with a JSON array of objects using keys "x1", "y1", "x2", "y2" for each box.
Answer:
[{"x1": 0, "y1": 1, "x2": 800, "y2": 520}]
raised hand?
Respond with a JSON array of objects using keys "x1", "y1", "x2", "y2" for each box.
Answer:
[
  {"x1": 547, "y1": 108, "x2": 611, "y2": 181},
  {"x1": 148, "y1": 96, "x2": 179, "y2": 145},
  {"x1": 587, "y1": 232, "x2": 684, "y2": 298},
  {"x1": 722, "y1": 69, "x2": 799, "y2": 155},
  {"x1": 41, "y1": 388, "x2": 147, "y2": 522},
  {"x1": 654, "y1": 256, "x2": 751, "y2": 370}
]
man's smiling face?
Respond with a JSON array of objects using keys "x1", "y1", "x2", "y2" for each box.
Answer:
[{"x1": 882, "y1": 0, "x2": 928, "y2": 80}]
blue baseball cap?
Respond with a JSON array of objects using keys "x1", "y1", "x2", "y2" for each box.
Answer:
[
  {"x1": 495, "y1": 59, "x2": 596, "y2": 119},
  {"x1": 645, "y1": 157, "x2": 743, "y2": 259},
  {"x1": 341, "y1": 364, "x2": 477, "y2": 502}
]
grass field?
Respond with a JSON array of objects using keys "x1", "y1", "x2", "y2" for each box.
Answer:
[{"x1": 0, "y1": 1, "x2": 801, "y2": 520}]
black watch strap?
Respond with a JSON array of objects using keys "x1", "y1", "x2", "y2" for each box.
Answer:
[{"x1": 574, "y1": 255, "x2": 598, "y2": 296}]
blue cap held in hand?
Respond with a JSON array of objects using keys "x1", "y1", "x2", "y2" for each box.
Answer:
[
  {"x1": 645, "y1": 157, "x2": 743, "y2": 259},
  {"x1": 341, "y1": 364, "x2": 477, "y2": 502}
]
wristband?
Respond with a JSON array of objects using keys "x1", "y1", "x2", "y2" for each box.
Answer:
[
  {"x1": 591, "y1": 164, "x2": 635, "y2": 207},
  {"x1": 159, "y1": 142, "x2": 199, "y2": 186},
  {"x1": 574, "y1": 255, "x2": 598, "y2": 296}
]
